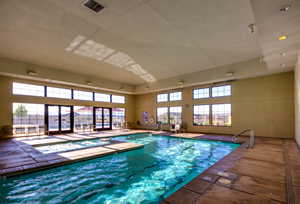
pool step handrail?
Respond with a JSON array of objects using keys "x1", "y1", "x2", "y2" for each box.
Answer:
[{"x1": 232, "y1": 129, "x2": 255, "y2": 148}]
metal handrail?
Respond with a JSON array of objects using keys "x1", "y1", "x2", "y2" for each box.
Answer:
[{"x1": 232, "y1": 129, "x2": 255, "y2": 148}]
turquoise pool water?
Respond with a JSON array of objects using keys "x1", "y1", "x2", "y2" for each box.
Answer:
[
  {"x1": 0, "y1": 134, "x2": 239, "y2": 204},
  {"x1": 35, "y1": 139, "x2": 111, "y2": 154}
]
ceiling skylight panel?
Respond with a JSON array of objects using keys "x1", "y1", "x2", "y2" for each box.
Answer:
[
  {"x1": 126, "y1": 64, "x2": 147, "y2": 75},
  {"x1": 104, "y1": 52, "x2": 135, "y2": 68},
  {"x1": 65, "y1": 35, "x2": 86, "y2": 52},
  {"x1": 73, "y1": 40, "x2": 115, "y2": 60},
  {"x1": 140, "y1": 73, "x2": 156, "y2": 82}
]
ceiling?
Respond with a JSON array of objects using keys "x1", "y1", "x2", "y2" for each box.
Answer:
[{"x1": 0, "y1": 0, "x2": 298, "y2": 88}]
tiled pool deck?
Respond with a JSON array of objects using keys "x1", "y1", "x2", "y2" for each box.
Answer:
[{"x1": 0, "y1": 130, "x2": 299, "y2": 204}]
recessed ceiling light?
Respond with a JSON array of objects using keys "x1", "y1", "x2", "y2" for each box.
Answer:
[
  {"x1": 278, "y1": 35, "x2": 287, "y2": 41},
  {"x1": 280, "y1": 5, "x2": 291, "y2": 12}
]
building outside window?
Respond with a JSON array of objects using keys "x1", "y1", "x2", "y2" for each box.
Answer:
[
  {"x1": 95, "y1": 93, "x2": 111, "y2": 102},
  {"x1": 73, "y1": 90, "x2": 93, "y2": 101},
  {"x1": 13, "y1": 82, "x2": 44, "y2": 97},
  {"x1": 193, "y1": 105, "x2": 210, "y2": 125},
  {"x1": 112, "y1": 95, "x2": 125, "y2": 104},
  {"x1": 212, "y1": 85, "x2": 231, "y2": 97},
  {"x1": 169, "y1": 106, "x2": 182, "y2": 124},
  {"x1": 12, "y1": 103, "x2": 45, "y2": 135},
  {"x1": 157, "y1": 93, "x2": 168, "y2": 102},
  {"x1": 157, "y1": 107, "x2": 168, "y2": 124},
  {"x1": 212, "y1": 104, "x2": 231, "y2": 126},
  {"x1": 193, "y1": 88, "x2": 209, "y2": 99},
  {"x1": 73, "y1": 106, "x2": 93, "y2": 130},
  {"x1": 112, "y1": 108, "x2": 125, "y2": 129},
  {"x1": 169, "y1": 92, "x2": 182, "y2": 101},
  {"x1": 46, "y1": 87, "x2": 72, "y2": 99}
]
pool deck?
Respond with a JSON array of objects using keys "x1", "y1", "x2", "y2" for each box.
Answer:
[
  {"x1": 162, "y1": 136, "x2": 300, "y2": 204},
  {"x1": 0, "y1": 130, "x2": 299, "y2": 204},
  {"x1": 0, "y1": 129, "x2": 149, "y2": 176}
]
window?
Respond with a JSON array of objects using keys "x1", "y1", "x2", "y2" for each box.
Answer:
[
  {"x1": 169, "y1": 106, "x2": 182, "y2": 124},
  {"x1": 73, "y1": 90, "x2": 93, "y2": 101},
  {"x1": 212, "y1": 85, "x2": 231, "y2": 97},
  {"x1": 112, "y1": 108, "x2": 125, "y2": 129},
  {"x1": 193, "y1": 88, "x2": 209, "y2": 99},
  {"x1": 157, "y1": 107, "x2": 168, "y2": 124},
  {"x1": 13, "y1": 103, "x2": 45, "y2": 135},
  {"x1": 112, "y1": 95, "x2": 125, "y2": 104},
  {"x1": 95, "y1": 93, "x2": 111, "y2": 102},
  {"x1": 193, "y1": 105, "x2": 210, "y2": 126},
  {"x1": 157, "y1": 93, "x2": 168, "y2": 102},
  {"x1": 13, "y1": 82, "x2": 44, "y2": 97},
  {"x1": 212, "y1": 104, "x2": 231, "y2": 126},
  {"x1": 46, "y1": 87, "x2": 72, "y2": 99},
  {"x1": 73, "y1": 106, "x2": 93, "y2": 130},
  {"x1": 169, "y1": 92, "x2": 182, "y2": 101}
]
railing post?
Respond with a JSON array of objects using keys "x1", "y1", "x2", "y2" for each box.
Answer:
[{"x1": 249, "y1": 129, "x2": 255, "y2": 148}]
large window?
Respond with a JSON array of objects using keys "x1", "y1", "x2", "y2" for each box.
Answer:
[
  {"x1": 95, "y1": 93, "x2": 111, "y2": 102},
  {"x1": 74, "y1": 106, "x2": 93, "y2": 129},
  {"x1": 13, "y1": 103, "x2": 45, "y2": 135},
  {"x1": 46, "y1": 87, "x2": 72, "y2": 99},
  {"x1": 112, "y1": 108, "x2": 125, "y2": 129},
  {"x1": 169, "y1": 92, "x2": 182, "y2": 101},
  {"x1": 193, "y1": 105, "x2": 210, "y2": 126},
  {"x1": 169, "y1": 106, "x2": 182, "y2": 124},
  {"x1": 157, "y1": 93, "x2": 168, "y2": 102},
  {"x1": 73, "y1": 90, "x2": 93, "y2": 101},
  {"x1": 212, "y1": 85, "x2": 231, "y2": 97},
  {"x1": 13, "y1": 82, "x2": 44, "y2": 97},
  {"x1": 112, "y1": 95, "x2": 125, "y2": 104},
  {"x1": 193, "y1": 88, "x2": 209, "y2": 99},
  {"x1": 212, "y1": 104, "x2": 231, "y2": 126},
  {"x1": 157, "y1": 107, "x2": 168, "y2": 124}
]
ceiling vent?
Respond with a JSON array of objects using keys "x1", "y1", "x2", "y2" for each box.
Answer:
[{"x1": 83, "y1": 0, "x2": 104, "y2": 13}]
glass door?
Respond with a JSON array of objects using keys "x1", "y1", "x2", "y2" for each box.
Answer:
[
  {"x1": 95, "y1": 107, "x2": 103, "y2": 129},
  {"x1": 48, "y1": 106, "x2": 59, "y2": 132},
  {"x1": 103, "y1": 108, "x2": 111, "y2": 129},
  {"x1": 61, "y1": 106, "x2": 72, "y2": 131},
  {"x1": 46, "y1": 105, "x2": 73, "y2": 134},
  {"x1": 94, "y1": 107, "x2": 112, "y2": 130}
]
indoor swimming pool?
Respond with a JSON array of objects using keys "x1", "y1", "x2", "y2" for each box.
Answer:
[{"x1": 0, "y1": 133, "x2": 240, "y2": 204}]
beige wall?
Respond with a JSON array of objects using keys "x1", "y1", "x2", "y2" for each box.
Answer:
[
  {"x1": 295, "y1": 54, "x2": 300, "y2": 145},
  {"x1": 0, "y1": 76, "x2": 136, "y2": 137},
  {"x1": 0, "y1": 72, "x2": 295, "y2": 139},
  {"x1": 135, "y1": 72, "x2": 295, "y2": 138}
]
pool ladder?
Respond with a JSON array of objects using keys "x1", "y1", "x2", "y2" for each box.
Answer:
[{"x1": 232, "y1": 129, "x2": 255, "y2": 148}]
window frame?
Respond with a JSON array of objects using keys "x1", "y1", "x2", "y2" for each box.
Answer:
[
  {"x1": 193, "y1": 104, "x2": 211, "y2": 126},
  {"x1": 46, "y1": 86, "x2": 72, "y2": 99},
  {"x1": 157, "y1": 93, "x2": 169, "y2": 103},
  {"x1": 94, "y1": 93, "x2": 112, "y2": 103},
  {"x1": 12, "y1": 82, "x2": 45, "y2": 97},
  {"x1": 211, "y1": 103, "x2": 232, "y2": 127},
  {"x1": 169, "y1": 106, "x2": 182, "y2": 124},
  {"x1": 156, "y1": 107, "x2": 169, "y2": 124},
  {"x1": 169, "y1": 91, "x2": 182, "y2": 101},
  {"x1": 111, "y1": 95, "x2": 126, "y2": 104},
  {"x1": 192, "y1": 87, "x2": 210, "y2": 99},
  {"x1": 211, "y1": 85, "x2": 231, "y2": 98},
  {"x1": 73, "y1": 90, "x2": 94, "y2": 101}
]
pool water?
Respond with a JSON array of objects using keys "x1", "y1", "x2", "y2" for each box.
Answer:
[
  {"x1": 35, "y1": 139, "x2": 111, "y2": 154},
  {"x1": 0, "y1": 134, "x2": 239, "y2": 204}
]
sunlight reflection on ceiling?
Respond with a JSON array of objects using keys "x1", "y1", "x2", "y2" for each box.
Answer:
[{"x1": 65, "y1": 35, "x2": 156, "y2": 83}]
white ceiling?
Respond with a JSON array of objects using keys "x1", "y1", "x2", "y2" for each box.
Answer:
[
  {"x1": 0, "y1": 0, "x2": 298, "y2": 88},
  {"x1": 0, "y1": 0, "x2": 260, "y2": 85}
]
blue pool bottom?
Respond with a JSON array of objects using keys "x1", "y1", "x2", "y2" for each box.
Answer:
[{"x1": 0, "y1": 133, "x2": 240, "y2": 204}]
